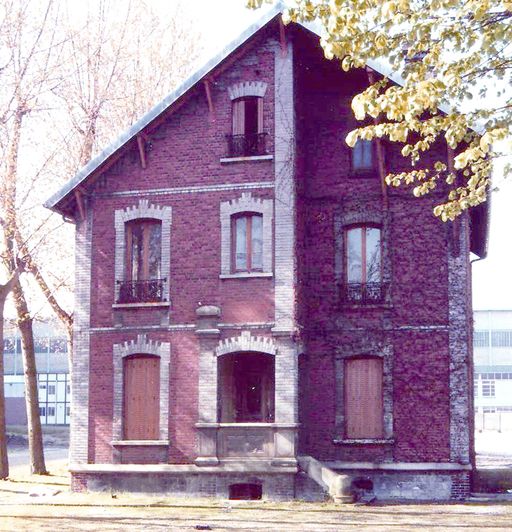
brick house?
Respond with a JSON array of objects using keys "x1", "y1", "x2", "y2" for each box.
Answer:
[{"x1": 45, "y1": 7, "x2": 487, "y2": 501}]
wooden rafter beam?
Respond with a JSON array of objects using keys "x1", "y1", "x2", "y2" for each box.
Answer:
[
  {"x1": 74, "y1": 189, "x2": 86, "y2": 222},
  {"x1": 366, "y1": 67, "x2": 388, "y2": 210},
  {"x1": 137, "y1": 135, "x2": 147, "y2": 169},
  {"x1": 447, "y1": 144, "x2": 461, "y2": 255},
  {"x1": 203, "y1": 79, "x2": 215, "y2": 122}
]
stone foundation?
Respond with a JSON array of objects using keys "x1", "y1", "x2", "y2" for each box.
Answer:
[
  {"x1": 331, "y1": 469, "x2": 472, "y2": 501},
  {"x1": 72, "y1": 467, "x2": 471, "y2": 502},
  {"x1": 71, "y1": 471, "x2": 296, "y2": 501}
]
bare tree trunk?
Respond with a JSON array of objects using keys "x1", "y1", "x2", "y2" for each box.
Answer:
[
  {"x1": 2, "y1": 106, "x2": 46, "y2": 475},
  {"x1": 0, "y1": 268, "x2": 23, "y2": 479},
  {"x1": 13, "y1": 228, "x2": 73, "y2": 367},
  {"x1": 11, "y1": 280, "x2": 47, "y2": 475},
  {"x1": 0, "y1": 289, "x2": 10, "y2": 479},
  {"x1": 65, "y1": 326, "x2": 73, "y2": 372}
]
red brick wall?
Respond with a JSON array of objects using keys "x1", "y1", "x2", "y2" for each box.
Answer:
[
  {"x1": 83, "y1": 22, "x2": 469, "y2": 469},
  {"x1": 86, "y1": 27, "x2": 279, "y2": 465},
  {"x1": 294, "y1": 28, "x2": 455, "y2": 463}
]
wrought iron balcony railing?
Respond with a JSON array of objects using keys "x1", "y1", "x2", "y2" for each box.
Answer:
[
  {"x1": 116, "y1": 278, "x2": 167, "y2": 304},
  {"x1": 340, "y1": 282, "x2": 388, "y2": 305},
  {"x1": 226, "y1": 132, "x2": 267, "y2": 157}
]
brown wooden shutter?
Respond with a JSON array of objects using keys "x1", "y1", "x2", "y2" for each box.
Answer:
[
  {"x1": 123, "y1": 355, "x2": 160, "y2": 440},
  {"x1": 257, "y1": 97, "x2": 263, "y2": 134},
  {"x1": 345, "y1": 357, "x2": 383, "y2": 438},
  {"x1": 232, "y1": 99, "x2": 245, "y2": 135}
]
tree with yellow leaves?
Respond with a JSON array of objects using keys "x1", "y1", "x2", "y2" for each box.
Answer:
[{"x1": 249, "y1": 0, "x2": 512, "y2": 220}]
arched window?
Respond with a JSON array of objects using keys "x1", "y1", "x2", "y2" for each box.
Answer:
[
  {"x1": 218, "y1": 352, "x2": 275, "y2": 423},
  {"x1": 344, "y1": 357, "x2": 383, "y2": 439},
  {"x1": 114, "y1": 200, "x2": 171, "y2": 305},
  {"x1": 220, "y1": 193, "x2": 273, "y2": 278},
  {"x1": 229, "y1": 96, "x2": 265, "y2": 157},
  {"x1": 123, "y1": 354, "x2": 160, "y2": 440},
  {"x1": 343, "y1": 225, "x2": 383, "y2": 303},
  {"x1": 232, "y1": 213, "x2": 263, "y2": 272},
  {"x1": 125, "y1": 218, "x2": 162, "y2": 281},
  {"x1": 119, "y1": 218, "x2": 163, "y2": 303}
]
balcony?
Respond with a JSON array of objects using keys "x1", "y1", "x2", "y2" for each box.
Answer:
[
  {"x1": 195, "y1": 422, "x2": 298, "y2": 467},
  {"x1": 340, "y1": 282, "x2": 388, "y2": 305},
  {"x1": 225, "y1": 132, "x2": 267, "y2": 158},
  {"x1": 116, "y1": 278, "x2": 166, "y2": 304}
]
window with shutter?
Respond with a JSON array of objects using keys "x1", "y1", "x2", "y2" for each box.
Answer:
[
  {"x1": 228, "y1": 96, "x2": 266, "y2": 157},
  {"x1": 345, "y1": 357, "x2": 383, "y2": 439},
  {"x1": 123, "y1": 354, "x2": 160, "y2": 440},
  {"x1": 118, "y1": 218, "x2": 165, "y2": 303},
  {"x1": 231, "y1": 213, "x2": 263, "y2": 272}
]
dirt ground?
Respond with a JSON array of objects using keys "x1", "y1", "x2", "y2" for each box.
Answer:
[
  {"x1": 0, "y1": 458, "x2": 511, "y2": 531},
  {"x1": 1, "y1": 429, "x2": 511, "y2": 530}
]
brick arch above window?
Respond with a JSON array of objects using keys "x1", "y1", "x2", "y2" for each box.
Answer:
[
  {"x1": 114, "y1": 199, "x2": 172, "y2": 303},
  {"x1": 112, "y1": 335, "x2": 170, "y2": 442},
  {"x1": 220, "y1": 193, "x2": 273, "y2": 277},
  {"x1": 228, "y1": 81, "x2": 268, "y2": 100},
  {"x1": 216, "y1": 330, "x2": 277, "y2": 357}
]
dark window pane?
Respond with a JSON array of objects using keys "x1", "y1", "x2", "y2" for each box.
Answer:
[
  {"x1": 3, "y1": 339, "x2": 15, "y2": 354},
  {"x1": 126, "y1": 219, "x2": 162, "y2": 281},
  {"x1": 50, "y1": 338, "x2": 67, "y2": 353},
  {"x1": 148, "y1": 223, "x2": 162, "y2": 279},
  {"x1": 35, "y1": 338, "x2": 50, "y2": 353},
  {"x1": 244, "y1": 97, "x2": 259, "y2": 136}
]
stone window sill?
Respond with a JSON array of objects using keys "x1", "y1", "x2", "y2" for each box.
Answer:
[
  {"x1": 333, "y1": 438, "x2": 395, "y2": 445},
  {"x1": 196, "y1": 422, "x2": 299, "y2": 429},
  {"x1": 340, "y1": 303, "x2": 393, "y2": 310},
  {"x1": 111, "y1": 440, "x2": 169, "y2": 446},
  {"x1": 112, "y1": 302, "x2": 170, "y2": 309},
  {"x1": 220, "y1": 154, "x2": 273, "y2": 164},
  {"x1": 219, "y1": 272, "x2": 273, "y2": 279}
]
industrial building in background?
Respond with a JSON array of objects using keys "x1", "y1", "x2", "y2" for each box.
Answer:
[
  {"x1": 3, "y1": 320, "x2": 70, "y2": 426},
  {"x1": 474, "y1": 310, "x2": 512, "y2": 431}
]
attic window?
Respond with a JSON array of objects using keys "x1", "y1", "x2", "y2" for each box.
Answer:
[
  {"x1": 351, "y1": 140, "x2": 374, "y2": 173},
  {"x1": 227, "y1": 96, "x2": 266, "y2": 157}
]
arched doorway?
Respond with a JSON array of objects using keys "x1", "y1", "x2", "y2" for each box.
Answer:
[{"x1": 217, "y1": 352, "x2": 275, "y2": 423}]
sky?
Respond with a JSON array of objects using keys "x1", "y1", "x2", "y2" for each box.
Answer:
[{"x1": 472, "y1": 171, "x2": 512, "y2": 310}]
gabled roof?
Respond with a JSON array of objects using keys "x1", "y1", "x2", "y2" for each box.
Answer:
[
  {"x1": 44, "y1": 3, "x2": 286, "y2": 214},
  {"x1": 44, "y1": 2, "x2": 489, "y2": 258},
  {"x1": 44, "y1": 2, "x2": 411, "y2": 215}
]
